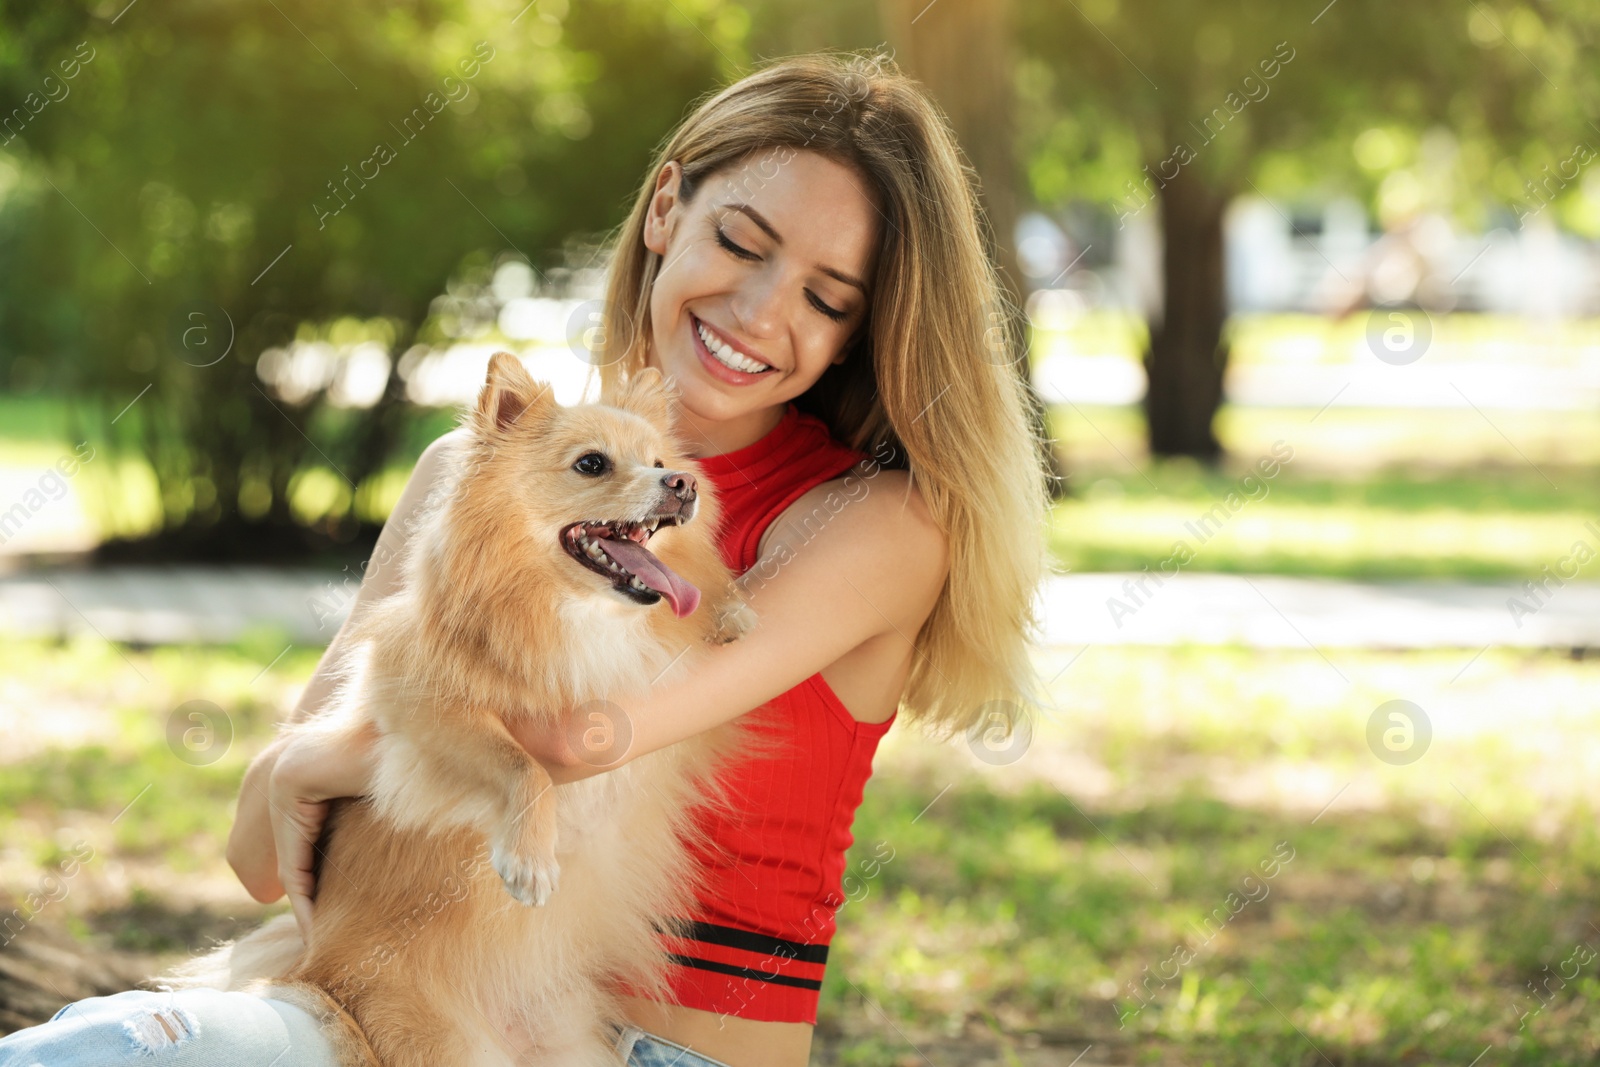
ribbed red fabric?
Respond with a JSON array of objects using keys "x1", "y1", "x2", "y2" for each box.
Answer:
[{"x1": 618, "y1": 402, "x2": 896, "y2": 1024}]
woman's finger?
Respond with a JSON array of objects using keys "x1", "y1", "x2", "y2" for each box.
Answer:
[
  {"x1": 269, "y1": 772, "x2": 329, "y2": 940},
  {"x1": 265, "y1": 717, "x2": 378, "y2": 940},
  {"x1": 301, "y1": 809, "x2": 326, "y2": 926}
]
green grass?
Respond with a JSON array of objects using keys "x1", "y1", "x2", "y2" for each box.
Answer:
[
  {"x1": 0, "y1": 395, "x2": 84, "y2": 467},
  {"x1": 4, "y1": 639, "x2": 1599, "y2": 1063},
  {"x1": 6, "y1": 331, "x2": 1599, "y2": 580},
  {"x1": 0, "y1": 395, "x2": 73, "y2": 441},
  {"x1": 1049, "y1": 402, "x2": 1600, "y2": 472},
  {"x1": 1051, "y1": 461, "x2": 1600, "y2": 579},
  {"x1": 821, "y1": 644, "x2": 1600, "y2": 1064},
  {"x1": 6, "y1": 403, "x2": 1594, "y2": 580},
  {"x1": 1036, "y1": 311, "x2": 1600, "y2": 370},
  {"x1": 0, "y1": 635, "x2": 317, "y2": 884},
  {"x1": 0, "y1": 399, "x2": 459, "y2": 540}
]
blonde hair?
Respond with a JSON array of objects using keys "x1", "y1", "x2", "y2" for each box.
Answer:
[{"x1": 597, "y1": 51, "x2": 1050, "y2": 741}]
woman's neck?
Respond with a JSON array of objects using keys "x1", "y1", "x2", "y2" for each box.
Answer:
[{"x1": 676, "y1": 401, "x2": 787, "y2": 458}]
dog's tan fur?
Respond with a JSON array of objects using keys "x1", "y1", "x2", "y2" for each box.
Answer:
[{"x1": 165, "y1": 354, "x2": 760, "y2": 1066}]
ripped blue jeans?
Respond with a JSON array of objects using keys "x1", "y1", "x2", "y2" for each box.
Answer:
[{"x1": 0, "y1": 988, "x2": 734, "y2": 1066}]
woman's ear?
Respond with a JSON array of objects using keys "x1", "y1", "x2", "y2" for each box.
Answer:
[
  {"x1": 474, "y1": 352, "x2": 554, "y2": 436},
  {"x1": 643, "y1": 161, "x2": 685, "y2": 256}
]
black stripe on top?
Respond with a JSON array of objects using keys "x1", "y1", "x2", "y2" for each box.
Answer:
[
  {"x1": 666, "y1": 954, "x2": 824, "y2": 991},
  {"x1": 653, "y1": 919, "x2": 831, "y2": 965}
]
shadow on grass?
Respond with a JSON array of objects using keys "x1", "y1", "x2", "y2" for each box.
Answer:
[
  {"x1": 825, "y1": 774, "x2": 1600, "y2": 1066},
  {"x1": 1, "y1": 755, "x2": 1594, "y2": 1064}
]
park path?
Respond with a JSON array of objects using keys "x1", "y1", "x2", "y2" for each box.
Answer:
[{"x1": 0, "y1": 565, "x2": 1594, "y2": 650}]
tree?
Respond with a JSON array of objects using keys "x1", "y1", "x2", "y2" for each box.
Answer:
[
  {"x1": 0, "y1": 0, "x2": 731, "y2": 555},
  {"x1": 1016, "y1": 0, "x2": 1599, "y2": 459},
  {"x1": 879, "y1": 0, "x2": 1068, "y2": 495}
]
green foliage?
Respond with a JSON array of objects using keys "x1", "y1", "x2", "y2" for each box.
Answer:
[
  {"x1": 1017, "y1": 0, "x2": 1600, "y2": 221},
  {"x1": 0, "y1": 0, "x2": 732, "y2": 547}
]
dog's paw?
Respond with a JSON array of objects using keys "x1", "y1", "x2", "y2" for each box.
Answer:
[
  {"x1": 710, "y1": 598, "x2": 756, "y2": 645},
  {"x1": 492, "y1": 843, "x2": 560, "y2": 907}
]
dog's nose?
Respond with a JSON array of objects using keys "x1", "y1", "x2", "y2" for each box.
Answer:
[{"x1": 662, "y1": 470, "x2": 697, "y2": 503}]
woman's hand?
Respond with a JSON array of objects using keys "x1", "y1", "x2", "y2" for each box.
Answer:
[
  {"x1": 267, "y1": 718, "x2": 380, "y2": 938},
  {"x1": 507, "y1": 714, "x2": 584, "y2": 784},
  {"x1": 226, "y1": 737, "x2": 291, "y2": 904}
]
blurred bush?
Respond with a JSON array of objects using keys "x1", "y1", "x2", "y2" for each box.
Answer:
[{"x1": 0, "y1": 0, "x2": 730, "y2": 556}]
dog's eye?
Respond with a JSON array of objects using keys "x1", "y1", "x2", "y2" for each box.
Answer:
[{"x1": 573, "y1": 452, "x2": 610, "y2": 476}]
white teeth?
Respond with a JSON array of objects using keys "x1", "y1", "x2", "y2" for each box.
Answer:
[
  {"x1": 585, "y1": 542, "x2": 606, "y2": 561},
  {"x1": 629, "y1": 577, "x2": 646, "y2": 591},
  {"x1": 697, "y1": 321, "x2": 770, "y2": 374}
]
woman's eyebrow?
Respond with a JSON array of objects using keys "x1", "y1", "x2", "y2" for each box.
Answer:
[{"x1": 716, "y1": 201, "x2": 868, "y2": 293}]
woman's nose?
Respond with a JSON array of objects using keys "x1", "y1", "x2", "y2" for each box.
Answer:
[{"x1": 730, "y1": 272, "x2": 785, "y2": 339}]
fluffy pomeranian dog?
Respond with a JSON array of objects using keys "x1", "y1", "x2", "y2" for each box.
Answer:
[{"x1": 166, "y1": 353, "x2": 756, "y2": 1066}]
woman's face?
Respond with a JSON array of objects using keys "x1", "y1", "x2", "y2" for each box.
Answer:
[{"x1": 641, "y1": 148, "x2": 879, "y2": 426}]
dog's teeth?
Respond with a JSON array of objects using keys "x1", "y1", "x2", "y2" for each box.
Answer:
[
  {"x1": 629, "y1": 577, "x2": 646, "y2": 591},
  {"x1": 585, "y1": 543, "x2": 606, "y2": 561}
]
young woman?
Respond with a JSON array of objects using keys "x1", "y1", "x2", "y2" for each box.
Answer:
[{"x1": 0, "y1": 52, "x2": 1048, "y2": 1067}]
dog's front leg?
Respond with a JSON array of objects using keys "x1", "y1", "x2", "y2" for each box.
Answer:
[
  {"x1": 375, "y1": 712, "x2": 562, "y2": 906},
  {"x1": 710, "y1": 593, "x2": 757, "y2": 645},
  {"x1": 486, "y1": 731, "x2": 562, "y2": 907}
]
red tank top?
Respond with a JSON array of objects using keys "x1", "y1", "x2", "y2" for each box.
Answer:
[{"x1": 626, "y1": 402, "x2": 896, "y2": 1024}]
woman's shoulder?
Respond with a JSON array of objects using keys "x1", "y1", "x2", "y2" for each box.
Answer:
[
  {"x1": 792, "y1": 465, "x2": 947, "y2": 591},
  {"x1": 424, "y1": 425, "x2": 473, "y2": 459},
  {"x1": 856, "y1": 468, "x2": 943, "y2": 555}
]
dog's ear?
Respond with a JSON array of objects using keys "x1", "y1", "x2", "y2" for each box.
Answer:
[
  {"x1": 607, "y1": 367, "x2": 676, "y2": 428},
  {"x1": 475, "y1": 352, "x2": 553, "y2": 435}
]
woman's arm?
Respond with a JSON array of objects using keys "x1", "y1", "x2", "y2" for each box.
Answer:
[
  {"x1": 515, "y1": 469, "x2": 949, "y2": 783},
  {"x1": 226, "y1": 429, "x2": 466, "y2": 918}
]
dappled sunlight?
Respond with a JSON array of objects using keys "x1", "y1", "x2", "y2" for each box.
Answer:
[{"x1": 829, "y1": 645, "x2": 1600, "y2": 1060}]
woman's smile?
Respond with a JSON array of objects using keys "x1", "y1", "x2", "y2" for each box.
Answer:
[{"x1": 690, "y1": 311, "x2": 776, "y2": 384}]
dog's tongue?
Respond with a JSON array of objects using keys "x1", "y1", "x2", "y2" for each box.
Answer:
[{"x1": 601, "y1": 537, "x2": 701, "y2": 618}]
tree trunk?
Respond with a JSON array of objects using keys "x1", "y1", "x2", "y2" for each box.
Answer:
[
  {"x1": 878, "y1": 0, "x2": 1069, "y2": 497},
  {"x1": 879, "y1": 0, "x2": 1021, "y2": 294},
  {"x1": 1144, "y1": 167, "x2": 1231, "y2": 460}
]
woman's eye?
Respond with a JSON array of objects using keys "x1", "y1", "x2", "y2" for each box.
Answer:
[
  {"x1": 573, "y1": 452, "x2": 610, "y2": 476},
  {"x1": 807, "y1": 291, "x2": 849, "y2": 322},
  {"x1": 715, "y1": 228, "x2": 760, "y2": 261},
  {"x1": 716, "y1": 224, "x2": 849, "y2": 322}
]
